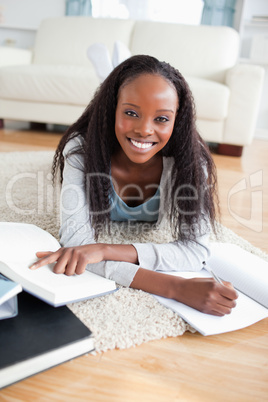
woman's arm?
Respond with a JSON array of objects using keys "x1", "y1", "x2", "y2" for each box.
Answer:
[
  {"x1": 32, "y1": 243, "x2": 138, "y2": 275},
  {"x1": 132, "y1": 231, "x2": 211, "y2": 273},
  {"x1": 130, "y1": 268, "x2": 238, "y2": 316},
  {"x1": 31, "y1": 247, "x2": 237, "y2": 316}
]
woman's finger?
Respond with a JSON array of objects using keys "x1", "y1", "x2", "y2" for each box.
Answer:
[
  {"x1": 51, "y1": 249, "x2": 70, "y2": 274},
  {"x1": 29, "y1": 249, "x2": 61, "y2": 269},
  {"x1": 35, "y1": 251, "x2": 52, "y2": 258},
  {"x1": 64, "y1": 249, "x2": 78, "y2": 276},
  {"x1": 219, "y1": 282, "x2": 239, "y2": 300},
  {"x1": 75, "y1": 257, "x2": 88, "y2": 275}
]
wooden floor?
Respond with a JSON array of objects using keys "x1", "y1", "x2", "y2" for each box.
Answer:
[{"x1": 1, "y1": 127, "x2": 268, "y2": 401}]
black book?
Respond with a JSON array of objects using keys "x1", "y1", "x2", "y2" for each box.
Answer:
[{"x1": 0, "y1": 292, "x2": 94, "y2": 389}]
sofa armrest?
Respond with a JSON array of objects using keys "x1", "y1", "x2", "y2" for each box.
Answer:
[
  {"x1": 0, "y1": 46, "x2": 32, "y2": 67},
  {"x1": 223, "y1": 63, "x2": 265, "y2": 145}
]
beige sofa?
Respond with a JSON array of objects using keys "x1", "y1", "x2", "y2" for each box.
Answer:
[{"x1": 0, "y1": 17, "x2": 265, "y2": 155}]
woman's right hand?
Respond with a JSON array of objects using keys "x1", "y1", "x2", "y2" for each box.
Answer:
[
  {"x1": 173, "y1": 277, "x2": 238, "y2": 316},
  {"x1": 29, "y1": 244, "x2": 107, "y2": 276},
  {"x1": 130, "y1": 268, "x2": 238, "y2": 316}
]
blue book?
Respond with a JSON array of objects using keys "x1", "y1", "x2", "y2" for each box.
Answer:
[{"x1": 0, "y1": 274, "x2": 22, "y2": 320}]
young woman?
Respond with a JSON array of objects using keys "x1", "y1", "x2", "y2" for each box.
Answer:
[{"x1": 31, "y1": 55, "x2": 238, "y2": 315}]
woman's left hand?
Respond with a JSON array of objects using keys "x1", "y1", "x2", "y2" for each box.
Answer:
[{"x1": 29, "y1": 244, "x2": 106, "y2": 276}]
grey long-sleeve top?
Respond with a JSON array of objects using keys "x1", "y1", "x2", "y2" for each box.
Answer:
[{"x1": 59, "y1": 137, "x2": 211, "y2": 286}]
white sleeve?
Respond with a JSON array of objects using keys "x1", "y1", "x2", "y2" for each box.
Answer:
[
  {"x1": 132, "y1": 230, "x2": 211, "y2": 273},
  {"x1": 59, "y1": 139, "x2": 94, "y2": 247},
  {"x1": 59, "y1": 137, "x2": 139, "y2": 287}
]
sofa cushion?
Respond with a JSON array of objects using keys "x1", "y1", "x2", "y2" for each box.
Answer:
[
  {"x1": 33, "y1": 17, "x2": 135, "y2": 67},
  {"x1": 130, "y1": 21, "x2": 239, "y2": 83},
  {"x1": 186, "y1": 77, "x2": 230, "y2": 120},
  {"x1": 0, "y1": 65, "x2": 99, "y2": 105},
  {"x1": 0, "y1": 46, "x2": 32, "y2": 67}
]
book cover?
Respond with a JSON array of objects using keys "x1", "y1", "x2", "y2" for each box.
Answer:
[
  {"x1": 0, "y1": 291, "x2": 94, "y2": 389},
  {"x1": 0, "y1": 274, "x2": 22, "y2": 320}
]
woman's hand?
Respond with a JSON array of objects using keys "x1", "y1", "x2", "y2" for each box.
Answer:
[
  {"x1": 174, "y1": 277, "x2": 238, "y2": 316},
  {"x1": 29, "y1": 244, "x2": 106, "y2": 276},
  {"x1": 130, "y1": 268, "x2": 238, "y2": 316}
]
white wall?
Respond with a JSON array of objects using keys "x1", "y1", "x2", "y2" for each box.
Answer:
[
  {"x1": 234, "y1": 0, "x2": 268, "y2": 135},
  {"x1": 0, "y1": 0, "x2": 65, "y2": 48}
]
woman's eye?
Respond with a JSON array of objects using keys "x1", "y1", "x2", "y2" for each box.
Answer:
[
  {"x1": 156, "y1": 116, "x2": 169, "y2": 123},
  {"x1": 125, "y1": 110, "x2": 138, "y2": 117}
]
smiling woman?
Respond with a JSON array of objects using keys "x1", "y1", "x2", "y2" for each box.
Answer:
[{"x1": 31, "y1": 54, "x2": 238, "y2": 317}]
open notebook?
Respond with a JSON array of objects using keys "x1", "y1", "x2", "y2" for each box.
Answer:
[{"x1": 154, "y1": 243, "x2": 268, "y2": 336}]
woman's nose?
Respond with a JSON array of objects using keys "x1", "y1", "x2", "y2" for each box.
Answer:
[{"x1": 134, "y1": 119, "x2": 154, "y2": 136}]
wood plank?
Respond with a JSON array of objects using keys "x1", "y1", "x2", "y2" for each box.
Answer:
[{"x1": 0, "y1": 128, "x2": 62, "y2": 152}]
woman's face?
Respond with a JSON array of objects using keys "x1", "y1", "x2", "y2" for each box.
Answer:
[{"x1": 115, "y1": 73, "x2": 178, "y2": 165}]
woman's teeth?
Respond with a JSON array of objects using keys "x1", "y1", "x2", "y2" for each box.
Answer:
[{"x1": 130, "y1": 139, "x2": 154, "y2": 149}]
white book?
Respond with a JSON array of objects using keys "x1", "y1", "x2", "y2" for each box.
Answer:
[
  {"x1": 0, "y1": 222, "x2": 117, "y2": 307},
  {"x1": 154, "y1": 243, "x2": 268, "y2": 336}
]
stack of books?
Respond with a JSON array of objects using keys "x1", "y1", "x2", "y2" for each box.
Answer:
[{"x1": 0, "y1": 222, "x2": 117, "y2": 389}]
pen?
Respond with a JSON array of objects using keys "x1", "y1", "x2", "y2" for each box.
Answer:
[{"x1": 202, "y1": 262, "x2": 223, "y2": 285}]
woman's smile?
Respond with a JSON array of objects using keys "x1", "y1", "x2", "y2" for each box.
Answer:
[{"x1": 128, "y1": 138, "x2": 156, "y2": 150}]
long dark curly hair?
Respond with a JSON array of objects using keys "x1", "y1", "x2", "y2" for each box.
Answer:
[{"x1": 52, "y1": 55, "x2": 219, "y2": 241}]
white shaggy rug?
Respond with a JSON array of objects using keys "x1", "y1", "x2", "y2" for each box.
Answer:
[{"x1": 1, "y1": 151, "x2": 268, "y2": 353}]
